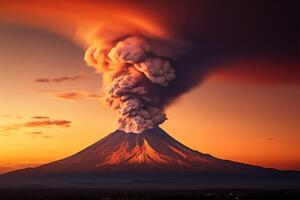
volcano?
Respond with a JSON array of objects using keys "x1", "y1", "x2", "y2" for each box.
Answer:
[{"x1": 1, "y1": 128, "x2": 299, "y2": 188}]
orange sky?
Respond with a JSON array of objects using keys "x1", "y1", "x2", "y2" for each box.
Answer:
[{"x1": 0, "y1": 0, "x2": 299, "y2": 173}]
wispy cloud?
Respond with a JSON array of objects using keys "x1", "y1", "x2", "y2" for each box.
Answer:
[
  {"x1": 55, "y1": 91, "x2": 101, "y2": 101},
  {"x1": 265, "y1": 137, "x2": 276, "y2": 141},
  {"x1": 0, "y1": 119, "x2": 71, "y2": 133},
  {"x1": 35, "y1": 78, "x2": 50, "y2": 83},
  {"x1": 35, "y1": 74, "x2": 85, "y2": 83},
  {"x1": 55, "y1": 91, "x2": 87, "y2": 101},
  {"x1": 0, "y1": 124, "x2": 21, "y2": 131},
  {"x1": 24, "y1": 120, "x2": 71, "y2": 128},
  {"x1": 26, "y1": 131, "x2": 43, "y2": 135},
  {"x1": 2, "y1": 114, "x2": 23, "y2": 119},
  {"x1": 31, "y1": 116, "x2": 50, "y2": 120},
  {"x1": 38, "y1": 90, "x2": 102, "y2": 101},
  {"x1": 26, "y1": 131, "x2": 53, "y2": 139},
  {"x1": 42, "y1": 136, "x2": 53, "y2": 139}
]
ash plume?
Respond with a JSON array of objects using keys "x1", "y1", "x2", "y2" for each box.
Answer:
[
  {"x1": 82, "y1": 1, "x2": 299, "y2": 133},
  {"x1": 85, "y1": 36, "x2": 175, "y2": 133}
]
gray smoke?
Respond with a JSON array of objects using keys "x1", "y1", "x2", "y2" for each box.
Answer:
[{"x1": 85, "y1": 36, "x2": 175, "y2": 133}]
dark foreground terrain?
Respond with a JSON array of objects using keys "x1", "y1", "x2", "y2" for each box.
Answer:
[{"x1": 0, "y1": 188, "x2": 299, "y2": 200}]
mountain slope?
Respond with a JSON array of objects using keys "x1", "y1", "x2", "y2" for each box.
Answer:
[
  {"x1": 1, "y1": 128, "x2": 299, "y2": 188},
  {"x1": 18, "y1": 127, "x2": 266, "y2": 173}
]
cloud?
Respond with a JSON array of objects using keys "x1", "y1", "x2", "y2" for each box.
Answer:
[
  {"x1": 55, "y1": 91, "x2": 101, "y2": 101},
  {"x1": 52, "y1": 75, "x2": 84, "y2": 82},
  {"x1": 35, "y1": 74, "x2": 84, "y2": 83},
  {"x1": 81, "y1": 1, "x2": 300, "y2": 119},
  {"x1": 43, "y1": 135, "x2": 52, "y2": 139},
  {"x1": 31, "y1": 116, "x2": 50, "y2": 119},
  {"x1": 38, "y1": 90, "x2": 102, "y2": 101},
  {"x1": 26, "y1": 131, "x2": 53, "y2": 139},
  {"x1": 0, "y1": 119, "x2": 71, "y2": 132},
  {"x1": 55, "y1": 91, "x2": 86, "y2": 101},
  {"x1": 26, "y1": 131, "x2": 43, "y2": 135},
  {"x1": 1, "y1": 0, "x2": 298, "y2": 111},
  {"x1": 35, "y1": 78, "x2": 50, "y2": 83},
  {"x1": 2, "y1": 114, "x2": 23, "y2": 119},
  {"x1": 24, "y1": 120, "x2": 71, "y2": 128},
  {"x1": 0, "y1": 124, "x2": 22, "y2": 131},
  {"x1": 265, "y1": 137, "x2": 276, "y2": 141}
]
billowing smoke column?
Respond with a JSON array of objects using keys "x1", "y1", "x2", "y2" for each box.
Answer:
[{"x1": 85, "y1": 36, "x2": 175, "y2": 133}]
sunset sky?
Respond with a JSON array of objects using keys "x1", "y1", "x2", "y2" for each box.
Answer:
[{"x1": 0, "y1": 0, "x2": 299, "y2": 173}]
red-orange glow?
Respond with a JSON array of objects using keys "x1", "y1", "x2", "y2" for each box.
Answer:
[
  {"x1": 0, "y1": 0, "x2": 171, "y2": 48},
  {"x1": 0, "y1": 0, "x2": 299, "y2": 173},
  {"x1": 210, "y1": 58, "x2": 300, "y2": 85}
]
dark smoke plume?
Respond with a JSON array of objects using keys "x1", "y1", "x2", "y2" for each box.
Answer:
[
  {"x1": 84, "y1": 0, "x2": 299, "y2": 133},
  {"x1": 85, "y1": 36, "x2": 176, "y2": 133}
]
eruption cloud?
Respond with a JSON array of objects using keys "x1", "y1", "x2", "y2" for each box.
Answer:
[
  {"x1": 85, "y1": 36, "x2": 175, "y2": 133},
  {"x1": 1, "y1": 0, "x2": 298, "y2": 132}
]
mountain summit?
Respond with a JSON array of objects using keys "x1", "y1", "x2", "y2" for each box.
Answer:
[
  {"x1": 1, "y1": 128, "x2": 299, "y2": 188},
  {"x1": 11, "y1": 127, "x2": 266, "y2": 173},
  {"x1": 41, "y1": 127, "x2": 224, "y2": 172}
]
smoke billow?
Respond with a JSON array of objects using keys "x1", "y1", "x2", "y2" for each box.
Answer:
[
  {"x1": 85, "y1": 36, "x2": 176, "y2": 133},
  {"x1": 82, "y1": 1, "x2": 299, "y2": 133}
]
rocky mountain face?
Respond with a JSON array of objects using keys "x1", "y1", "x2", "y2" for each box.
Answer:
[
  {"x1": 1, "y1": 128, "x2": 298, "y2": 188},
  {"x1": 20, "y1": 127, "x2": 265, "y2": 173}
]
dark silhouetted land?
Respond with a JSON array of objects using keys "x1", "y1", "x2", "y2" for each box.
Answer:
[{"x1": 0, "y1": 188, "x2": 299, "y2": 200}]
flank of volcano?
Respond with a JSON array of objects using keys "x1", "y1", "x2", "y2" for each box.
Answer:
[{"x1": 1, "y1": 128, "x2": 299, "y2": 188}]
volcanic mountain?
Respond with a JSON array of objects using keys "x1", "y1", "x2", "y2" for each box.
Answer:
[{"x1": 1, "y1": 128, "x2": 299, "y2": 188}]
